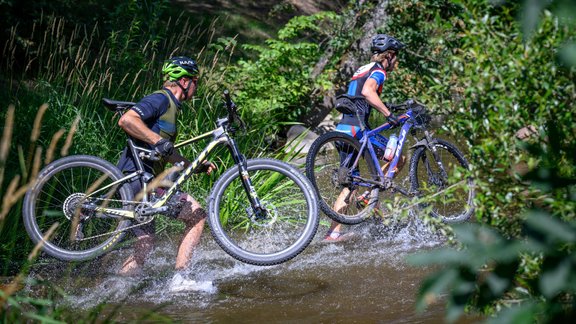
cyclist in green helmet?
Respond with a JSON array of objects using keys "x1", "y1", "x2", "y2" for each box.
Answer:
[{"x1": 117, "y1": 56, "x2": 215, "y2": 291}]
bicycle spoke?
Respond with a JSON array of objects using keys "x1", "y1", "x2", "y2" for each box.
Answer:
[
  {"x1": 24, "y1": 156, "x2": 132, "y2": 260},
  {"x1": 411, "y1": 140, "x2": 475, "y2": 223},
  {"x1": 306, "y1": 133, "x2": 379, "y2": 224}
]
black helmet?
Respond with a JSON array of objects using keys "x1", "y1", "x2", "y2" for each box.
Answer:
[
  {"x1": 371, "y1": 34, "x2": 405, "y2": 54},
  {"x1": 162, "y1": 56, "x2": 199, "y2": 81}
]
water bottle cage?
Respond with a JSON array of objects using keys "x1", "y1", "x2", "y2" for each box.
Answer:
[{"x1": 374, "y1": 146, "x2": 386, "y2": 160}]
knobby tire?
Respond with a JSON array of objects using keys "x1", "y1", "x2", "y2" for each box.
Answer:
[
  {"x1": 22, "y1": 155, "x2": 133, "y2": 261},
  {"x1": 208, "y1": 158, "x2": 319, "y2": 266},
  {"x1": 409, "y1": 139, "x2": 475, "y2": 223}
]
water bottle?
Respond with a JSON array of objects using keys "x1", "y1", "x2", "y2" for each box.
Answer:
[{"x1": 383, "y1": 134, "x2": 398, "y2": 161}]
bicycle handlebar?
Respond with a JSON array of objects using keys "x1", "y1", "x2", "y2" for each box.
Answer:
[
  {"x1": 386, "y1": 99, "x2": 417, "y2": 112},
  {"x1": 385, "y1": 98, "x2": 431, "y2": 128},
  {"x1": 222, "y1": 90, "x2": 246, "y2": 132}
]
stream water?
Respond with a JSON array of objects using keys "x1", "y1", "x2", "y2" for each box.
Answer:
[{"x1": 27, "y1": 213, "x2": 467, "y2": 323}]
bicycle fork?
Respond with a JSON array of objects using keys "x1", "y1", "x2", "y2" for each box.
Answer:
[
  {"x1": 423, "y1": 130, "x2": 449, "y2": 185},
  {"x1": 228, "y1": 138, "x2": 267, "y2": 220}
]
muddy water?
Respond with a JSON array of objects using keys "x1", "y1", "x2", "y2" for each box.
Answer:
[{"x1": 28, "y1": 214, "x2": 467, "y2": 323}]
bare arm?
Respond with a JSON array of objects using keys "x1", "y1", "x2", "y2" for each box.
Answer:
[
  {"x1": 119, "y1": 109, "x2": 214, "y2": 174},
  {"x1": 361, "y1": 78, "x2": 392, "y2": 117},
  {"x1": 118, "y1": 109, "x2": 163, "y2": 145}
]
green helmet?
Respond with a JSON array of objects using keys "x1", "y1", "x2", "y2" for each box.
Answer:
[{"x1": 162, "y1": 56, "x2": 199, "y2": 82}]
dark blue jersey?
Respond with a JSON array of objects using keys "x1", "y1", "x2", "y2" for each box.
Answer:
[{"x1": 117, "y1": 88, "x2": 181, "y2": 173}]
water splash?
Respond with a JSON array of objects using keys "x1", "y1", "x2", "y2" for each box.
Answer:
[{"x1": 26, "y1": 208, "x2": 448, "y2": 322}]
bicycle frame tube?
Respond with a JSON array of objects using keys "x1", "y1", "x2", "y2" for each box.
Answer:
[
  {"x1": 83, "y1": 171, "x2": 140, "y2": 219},
  {"x1": 384, "y1": 121, "x2": 413, "y2": 179},
  {"x1": 91, "y1": 121, "x2": 267, "y2": 220},
  {"x1": 349, "y1": 110, "x2": 414, "y2": 183},
  {"x1": 148, "y1": 125, "x2": 264, "y2": 213},
  {"x1": 151, "y1": 128, "x2": 229, "y2": 209},
  {"x1": 89, "y1": 127, "x2": 230, "y2": 218}
]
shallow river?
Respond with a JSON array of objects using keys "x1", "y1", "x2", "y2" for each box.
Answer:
[{"x1": 28, "y1": 213, "x2": 475, "y2": 323}]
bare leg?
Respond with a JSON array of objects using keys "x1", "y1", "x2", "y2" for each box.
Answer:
[
  {"x1": 119, "y1": 234, "x2": 154, "y2": 275},
  {"x1": 324, "y1": 188, "x2": 356, "y2": 239},
  {"x1": 174, "y1": 194, "x2": 207, "y2": 270},
  {"x1": 381, "y1": 154, "x2": 406, "y2": 176}
]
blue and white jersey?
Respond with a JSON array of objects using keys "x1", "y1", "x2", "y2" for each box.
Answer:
[
  {"x1": 347, "y1": 62, "x2": 386, "y2": 96},
  {"x1": 340, "y1": 62, "x2": 387, "y2": 127}
]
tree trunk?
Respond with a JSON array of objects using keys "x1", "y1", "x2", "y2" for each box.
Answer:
[{"x1": 301, "y1": 0, "x2": 389, "y2": 129}]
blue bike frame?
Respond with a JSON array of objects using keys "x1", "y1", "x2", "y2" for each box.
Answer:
[{"x1": 351, "y1": 109, "x2": 415, "y2": 183}]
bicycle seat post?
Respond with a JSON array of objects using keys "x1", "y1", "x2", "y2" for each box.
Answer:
[{"x1": 355, "y1": 110, "x2": 367, "y2": 132}]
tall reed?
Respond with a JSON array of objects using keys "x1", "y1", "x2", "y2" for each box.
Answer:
[{"x1": 0, "y1": 3, "x2": 286, "y2": 273}]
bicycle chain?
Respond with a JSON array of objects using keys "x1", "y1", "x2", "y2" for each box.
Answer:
[
  {"x1": 75, "y1": 216, "x2": 154, "y2": 241},
  {"x1": 74, "y1": 197, "x2": 155, "y2": 242}
]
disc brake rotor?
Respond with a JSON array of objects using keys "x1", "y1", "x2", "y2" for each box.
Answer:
[{"x1": 246, "y1": 201, "x2": 278, "y2": 228}]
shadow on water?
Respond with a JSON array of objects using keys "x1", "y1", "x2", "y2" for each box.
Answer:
[{"x1": 25, "y1": 209, "x2": 480, "y2": 323}]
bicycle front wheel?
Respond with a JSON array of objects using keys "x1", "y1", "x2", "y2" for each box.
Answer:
[
  {"x1": 409, "y1": 139, "x2": 475, "y2": 223},
  {"x1": 305, "y1": 132, "x2": 380, "y2": 225},
  {"x1": 208, "y1": 158, "x2": 319, "y2": 266},
  {"x1": 22, "y1": 155, "x2": 133, "y2": 261}
]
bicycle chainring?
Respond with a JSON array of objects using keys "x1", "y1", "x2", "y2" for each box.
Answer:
[{"x1": 134, "y1": 203, "x2": 155, "y2": 223}]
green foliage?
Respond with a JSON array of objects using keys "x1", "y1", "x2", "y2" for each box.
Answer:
[
  {"x1": 226, "y1": 12, "x2": 340, "y2": 137},
  {"x1": 1, "y1": 2, "x2": 339, "y2": 277},
  {"x1": 1, "y1": 0, "x2": 574, "y2": 321},
  {"x1": 277, "y1": 12, "x2": 338, "y2": 40},
  {"x1": 385, "y1": 0, "x2": 575, "y2": 232},
  {"x1": 384, "y1": 0, "x2": 576, "y2": 321},
  {"x1": 409, "y1": 210, "x2": 576, "y2": 322},
  {"x1": 408, "y1": 130, "x2": 576, "y2": 324}
]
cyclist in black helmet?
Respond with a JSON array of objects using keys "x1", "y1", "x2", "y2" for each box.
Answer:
[
  {"x1": 117, "y1": 56, "x2": 215, "y2": 291},
  {"x1": 324, "y1": 34, "x2": 406, "y2": 242}
]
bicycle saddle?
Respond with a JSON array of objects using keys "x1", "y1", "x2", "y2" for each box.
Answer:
[{"x1": 102, "y1": 98, "x2": 136, "y2": 112}]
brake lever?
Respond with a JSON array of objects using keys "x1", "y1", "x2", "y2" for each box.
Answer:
[
  {"x1": 139, "y1": 151, "x2": 161, "y2": 161},
  {"x1": 386, "y1": 102, "x2": 408, "y2": 112},
  {"x1": 237, "y1": 115, "x2": 247, "y2": 132}
]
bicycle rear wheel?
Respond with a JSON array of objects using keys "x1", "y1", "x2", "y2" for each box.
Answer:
[
  {"x1": 22, "y1": 155, "x2": 133, "y2": 261},
  {"x1": 305, "y1": 132, "x2": 380, "y2": 225},
  {"x1": 208, "y1": 158, "x2": 319, "y2": 266},
  {"x1": 409, "y1": 139, "x2": 475, "y2": 223}
]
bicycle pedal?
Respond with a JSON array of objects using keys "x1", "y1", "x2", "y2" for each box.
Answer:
[{"x1": 355, "y1": 196, "x2": 370, "y2": 209}]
